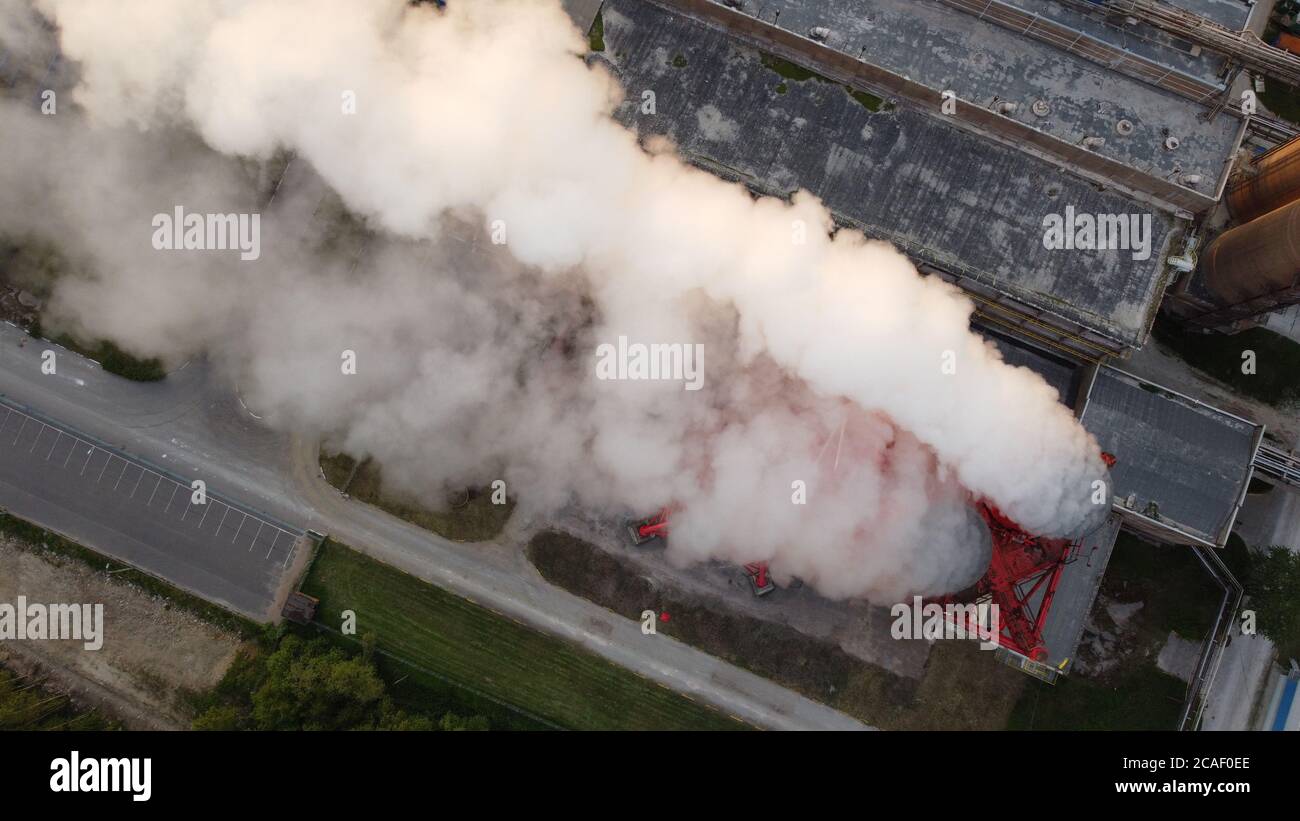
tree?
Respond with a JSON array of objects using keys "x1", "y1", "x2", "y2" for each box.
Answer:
[
  {"x1": 1247, "y1": 545, "x2": 1300, "y2": 659},
  {"x1": 191, "y1": 634, "x2": 490, "y2": 731}
]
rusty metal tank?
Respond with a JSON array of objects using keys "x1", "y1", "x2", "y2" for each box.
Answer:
[
  {"x1": 1227, "y1": 136, "x2": 1300, "y2": 224},
  {"x1": 1202, "y1": 197, "x2": 1300, "y2": 310}
]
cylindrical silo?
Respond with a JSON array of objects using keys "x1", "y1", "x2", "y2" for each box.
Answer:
[
  {"x1": 1227, "y1": 136, "x2": 1300, "y2": 224},
  {"x1": 1202, "y1": 198, "x2": 1300, "y2": 310}
]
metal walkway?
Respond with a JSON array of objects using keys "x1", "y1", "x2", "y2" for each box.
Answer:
[
  {"x1": 1066, "y1": 0, "x2": 1300, "y2": 88},
  {"x1": 940, "y1": 0, "x2": 1224, "y2": 102},
  {"x1": 1254, "y1": 442, "x2": 1300, "y2": 488}
]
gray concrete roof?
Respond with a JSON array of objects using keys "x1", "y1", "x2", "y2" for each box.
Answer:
[
  {"x1": 1042, "y1": 512, "x2": 1122, "y2": 670},
  {"x1": 1080, "y1": 366, "x2": 1261, "y2": 546},
  {"x1": 694, "y1": 0, "x2": 1243, "y2": 189},
  {"x1": 603, "y1": 0, "x2": 1179, "y2": 347},
  {"x1": 994, "y1": 0, "x2": 1239, "y2": 87}
]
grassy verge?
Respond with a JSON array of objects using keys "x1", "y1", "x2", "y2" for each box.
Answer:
[
  {"x1": 0, "y1": 666, "x2": 119, "y2": 730},
  {"x1": 0, "y1": 512, "x2": 262, "y2": 639},
  {"x1": 760, "y1": 52, "x2": 893, "y2": 112},
  {"x1": 300, "y1": 539, "x2": 745, "y2": 730},
  {"x1": 1008, "y1": 665, "x2": 1186, "y2": 730},
  {"x1": 588, "y1": 10, "x2": 604, "y2": 52},
  {"x1": 28, "y1": 320, "x2": 166, "y2": 382},
  {"x1": 526, "y1": 530, "x2": 1025, "y2": 729},
  {"x1": 319, "y1": 450, "x2": 514, "y2": 542},
  {"x1": 1152, "y1": 320, "x2": 1300, "y2": 407}
]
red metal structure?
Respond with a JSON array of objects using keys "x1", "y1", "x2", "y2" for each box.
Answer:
[
  {"x1": 628, "y1": 507, "x2": 670, "y2": 545},
  {"x1": 628, "y1": 508, "x2": 776, "y2": 596},
  {"x1": 940, "y1": 452, "x2": 1117, "y2": 663},
  {"x1": 743, "y1": 562, "x2": 776, "y2": 596},
  {"x1": 947, "y1": 502, "x2": 1078, "y2": 661}
]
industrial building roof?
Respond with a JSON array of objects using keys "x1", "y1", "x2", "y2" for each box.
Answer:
[
  {"x1": 1080, "y1": 367, "x2": 1262, "y2": 547},
  {"x1": 982, "y1": 328, "x2": 1082, "y2": 405},
  {"x1": 689, "y1": 0, "x2": 1243, "y2": 198},
  {"x1": 990, "y1": 0, "x2": 1241, "y2": 88},
  {"x1": 603, "y1": 0, "x2": 1180, "y2": 348},
  {"x1": 1041, "y1": 512, "x2": 1122, "y2": 672}
]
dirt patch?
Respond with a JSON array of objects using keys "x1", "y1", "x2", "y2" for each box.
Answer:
[
  {"x1": 527, "y1": 530, "x2": 1024, "y2": 729},
  {"x1": 0, "y1": 535, "x2": 247, "y2": 729}
]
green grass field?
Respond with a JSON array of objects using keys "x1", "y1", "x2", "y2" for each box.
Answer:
[{"x1": 300, "y1": 541, "x2": 746, "y2": 731}]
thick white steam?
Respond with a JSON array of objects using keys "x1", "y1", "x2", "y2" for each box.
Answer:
[{"x1": 0, "y1": 0, "x2": 1106, "y2": 601}]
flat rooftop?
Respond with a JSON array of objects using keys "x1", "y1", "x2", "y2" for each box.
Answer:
[
  {"x1": 1080, "y1": 367, "x2": 1262, "y2": 547},
  {"x1": 980, "y1": 327, "x2": 1083, "y2": 407},
  {"x1": 1041, "y1": 512, "x2": 1122, "y2": 672},
  {"x1": 603, "y1": 0, "x2": 1179, "y2": 348},
  {"x1": 691, "y1": 0, "x2": 1243, "y2": 195}
]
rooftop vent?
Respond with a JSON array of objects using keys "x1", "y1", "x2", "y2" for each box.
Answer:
[
  {"x1": 1031, "y1": 99, "x2": 1051, "y2": 117},
  {"x1": 1115, "y1": 119, "x2": 1134, "y2": 136},
  {"x1": 809, "y1": 26, "x2": 830, "y2": 42},
  {"x1": 1165, "y1": 136, "x2": 1181, "y2": 151}
]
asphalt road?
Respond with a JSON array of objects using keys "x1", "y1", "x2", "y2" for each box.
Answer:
[
  {"x1": 0, "y1": 323, "x2": 868, "y2": 730},
  {"x1": 0, "y1": 392, "x2": 304, "y2": 618}
]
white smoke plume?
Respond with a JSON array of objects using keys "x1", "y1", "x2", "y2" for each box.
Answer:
[{"x1": 0, "y1": 0, "x2": 1106, "y2": 601}]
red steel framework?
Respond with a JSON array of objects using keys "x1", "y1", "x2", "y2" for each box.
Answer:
[{"x1": 937, "y1": 452, "x2": 1117, "y2": 663}]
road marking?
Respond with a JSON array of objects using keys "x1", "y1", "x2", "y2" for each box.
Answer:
[
  {"x1": 45, "y1": 430, "x2": 61, "y2": 461},
  {"x1": 146, "y1": 474, "x2": 164, "y2": 505},
  {"x1": 214, "y1": 506, "x2": 231, "y2": 536},
  {"x1": 0, "y1": 399, "x2": 307, "y2": 575}
]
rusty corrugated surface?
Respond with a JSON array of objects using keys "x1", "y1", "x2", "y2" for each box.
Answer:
[
  {"x1": 1227, "y1": 135, "x2": 1300, "y2": 223},
  {"x1": 1203, "y1": 197, "x2": 1300, "y2": 306}
]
